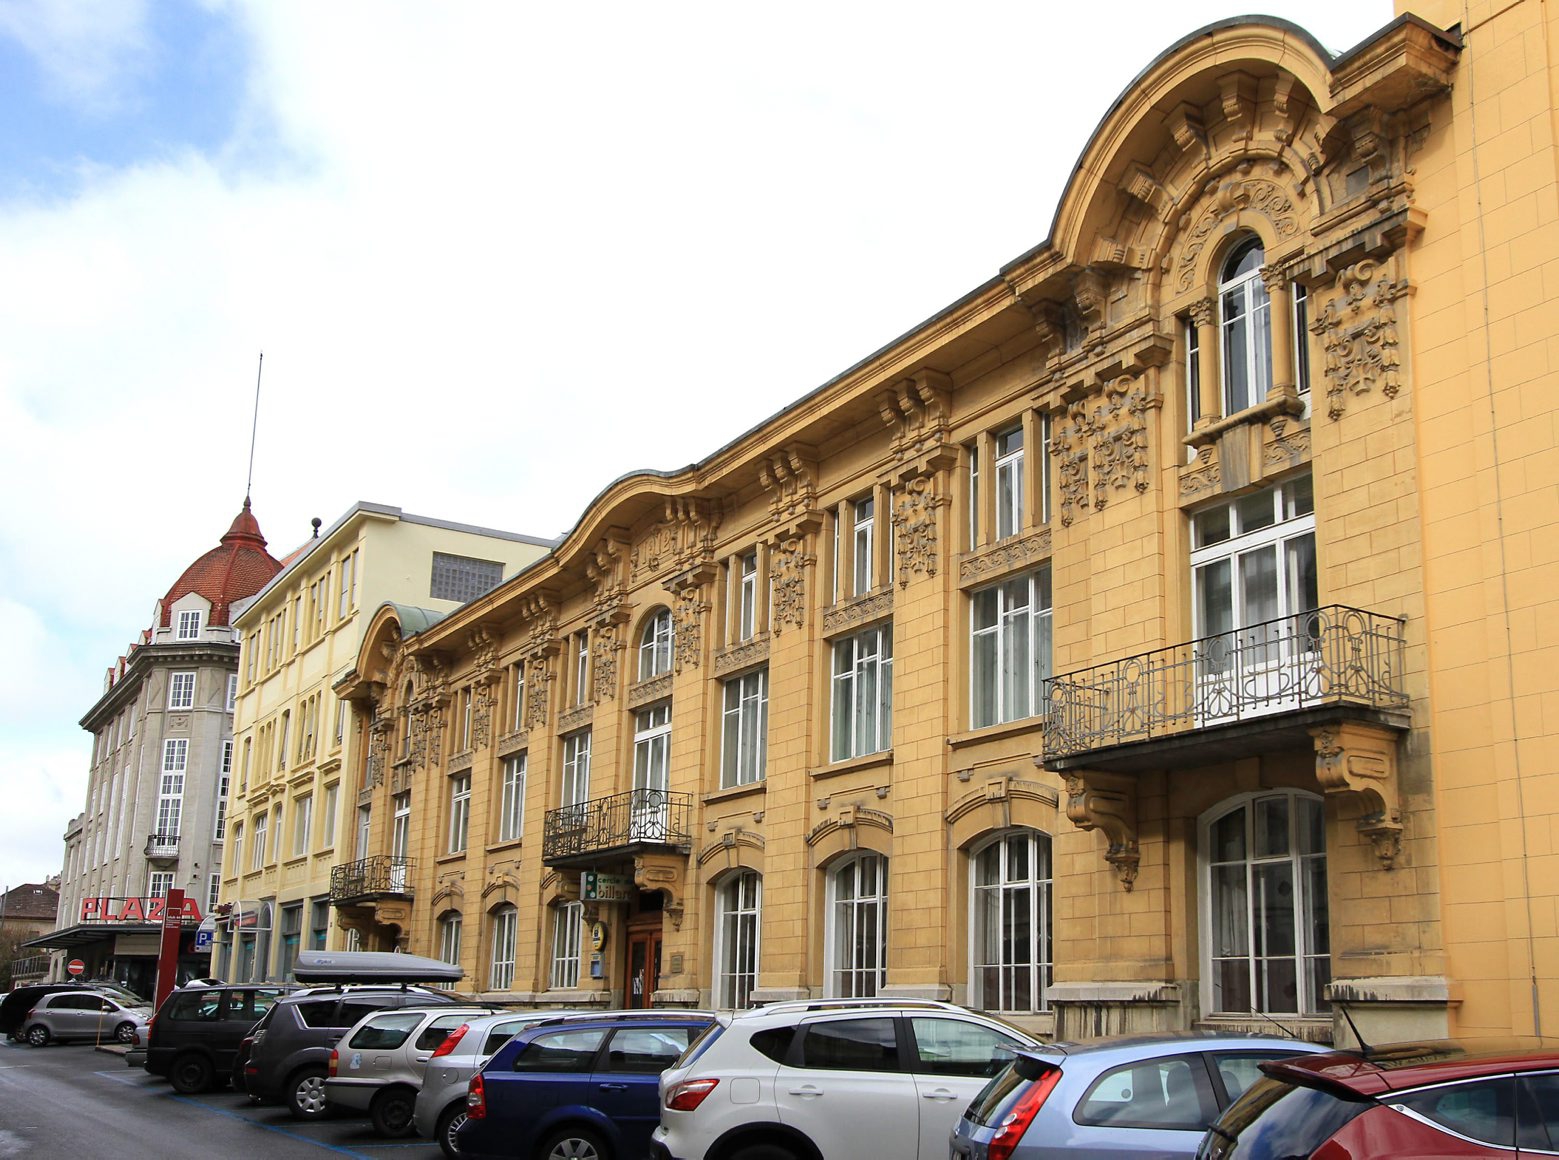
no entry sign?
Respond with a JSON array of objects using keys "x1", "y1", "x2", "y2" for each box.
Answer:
[{"x1": 66, "y1": 959, "x2": 85, "y2": 977}]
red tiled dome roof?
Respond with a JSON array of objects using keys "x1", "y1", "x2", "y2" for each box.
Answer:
[{"x1": 160, "y1": 499, "x2": 283, "y2": 629}]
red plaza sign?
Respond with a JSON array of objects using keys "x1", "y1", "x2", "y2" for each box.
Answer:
[{"x1": 79, "y1": 895, "x2": 203, "y2": 924}]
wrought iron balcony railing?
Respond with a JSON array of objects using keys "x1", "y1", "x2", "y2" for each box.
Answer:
[
  {"x1": 543, "y1": 788, "x2": 693, "y2": 864},
  {"x1": 144, "y1": 832, "x2": 180, "y2": 859},
  {"x1": 330, "y1": 854, "x2": 414, "y2": 902},
  {"x1": 1043, "y1": 604, "x2": 1408, "y2": 762},
  {"x1": 8, "y1": 954, "x2": 49, "y2": 981}
]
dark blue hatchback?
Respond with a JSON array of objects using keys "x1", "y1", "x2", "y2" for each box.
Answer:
[{"x1": 456, "y1": 1011, "x2": 714, "y2": 1160}]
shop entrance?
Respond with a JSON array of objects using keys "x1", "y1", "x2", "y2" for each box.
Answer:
[{"x1": 625, "y1": 927, "x2": 662, "y2": 1008}]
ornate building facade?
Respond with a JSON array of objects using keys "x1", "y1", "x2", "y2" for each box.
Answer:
[
  {"x1": 332, "y1": 4, "x2": 1555, "y2": 1044},
  {"x1": 216, "y1": 503, "x2": 555, "y2": 980}
]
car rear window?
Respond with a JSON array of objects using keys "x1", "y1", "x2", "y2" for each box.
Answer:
[
  {"x1": 675, "y1": 1021, "x2": 726, "y2": 1068},
  {"x1": 1201, "y1": 1076, "x2": 1367, "y2": 1159},
  {"x1": 1075, "y1": 1055, "x2": 1211, "y2": 1130},
  {"x1": 1392, "y1": 1076, "x2": 1516, "y2": 1148},
  {"x1": 963, "y1": 1060, "x2": 1038, "y2": 1127}
]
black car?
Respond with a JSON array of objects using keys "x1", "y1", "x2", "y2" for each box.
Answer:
[{"x1": 144, "y1": 983, "x2": 301, "y2": 1093}]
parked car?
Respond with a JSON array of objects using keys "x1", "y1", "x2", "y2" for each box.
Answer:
[
  {"x1": 459, "y1": 1010, "x2": 716, "y2": 1160},
  {"x1": 142, "y1": 982, "x2": 301, "y2": 1093},
  {"x1": 1196, "y1": 1037, "x2": 1559, "y2": 1158},
  {"x1": 949, "y1": 1031, "x2": 1331, "y2": 1160},
  {"x1": 415, "y1": 1010, "x2": 591, "y2": 1159},
  {"x1": 651, "y1": 998, "x2": 1038, "y2": 1160},
  {"x1": 324, "y1": 1004, "x2": 496, "y2": 1136},
  {"x1": 1, "y1": 984, "x2": 94, "y2": 1041},
  {"x1": 242, "y1": 950, "x2": 464, "y2": 1121},
  {"x1": 19, "y1": 990, "x2": 152, "y2": 1046}
]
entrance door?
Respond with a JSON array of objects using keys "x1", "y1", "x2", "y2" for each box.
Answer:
[{"x1": 625, "y1": 929, "x2": 661, "y2": 1009}]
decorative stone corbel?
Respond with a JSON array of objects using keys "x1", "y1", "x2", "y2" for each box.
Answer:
[
  {"x1": 1311, "y1": 722, "x2": 1404, "y2": 868},
  {"x1": 1063, "y1": 770, "x2": 1141, "y2": 891}
]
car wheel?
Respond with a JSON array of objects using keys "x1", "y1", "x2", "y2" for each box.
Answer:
[
  {"x1": 285, "y1": 1066, "x2": 330, "y2": 1121},
  {"x1": 370, "y1": 1087, "x2": 417, "y2": 1138},
  {"x1": 170, "y1": 1053, "x2": 214, "y2": 1094},
  {"x1": 24, "y1": 1025, "x2": 49, "y2": 1047},
  {"x1": 436, "y1": 1103, "x2": 468, "y2": 1160},
  {"x1": 114, "y1": 1022, "x2": 138, "y2": 1045},
  {"x1": 538, "y1": 1126, "x2": 608, "y2": 1160}
]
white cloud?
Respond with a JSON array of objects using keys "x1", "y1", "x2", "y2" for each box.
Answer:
[{"x1": 0, "y1": 0, "x2": 151, "y2": 113}]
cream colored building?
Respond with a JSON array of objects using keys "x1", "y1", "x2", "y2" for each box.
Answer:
[
  {"x1": 216, "y1": 503, "x2": 555, "y2": 980},
  {"x1": 330, "y1": 2, "x2": 1555, "y2": 1045}
]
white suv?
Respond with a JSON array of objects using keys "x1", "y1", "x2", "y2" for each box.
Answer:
[{"x1": 651, "y1": 998, "x2": 1038, "y2": 1160}]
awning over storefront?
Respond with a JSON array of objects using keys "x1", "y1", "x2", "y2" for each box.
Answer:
[{"x1": 21, "y1": 923, "x2": 163, "y2": 951}]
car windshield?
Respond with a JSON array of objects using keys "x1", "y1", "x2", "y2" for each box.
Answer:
[{"x1": 1199, "y1": 1076, "x2": 1369, "y2": 1159}]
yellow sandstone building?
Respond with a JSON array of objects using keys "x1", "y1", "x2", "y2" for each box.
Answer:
[{"x1": 253, "y1": 1, "x2": 1555, "y2": 1044}]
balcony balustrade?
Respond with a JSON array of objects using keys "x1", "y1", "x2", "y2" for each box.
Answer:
[
  {"x1": 329, "y1": 854, "x2": 414, "y2": 903},
  {"x1": 1043, "y1": 604, "x2": 1409, "y2": 767},
  {"x1": 543, "y1": 788, "x2": 693, "y2": 866},
  {"x1": 144, "y1": 832, "x2": 180, "y2": 860}
]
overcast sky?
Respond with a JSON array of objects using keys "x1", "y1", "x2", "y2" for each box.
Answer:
[{"x1": 0, "y1": 0, "x2": 1395, "y2": 895}]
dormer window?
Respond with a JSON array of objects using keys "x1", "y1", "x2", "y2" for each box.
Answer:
[{"x1": 176, "y1": 610, "x2": 203, "y2": 640}]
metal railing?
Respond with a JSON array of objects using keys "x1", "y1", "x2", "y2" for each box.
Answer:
[
  {"x1": 9, "y1": 954, "x2": 49, "y2": 981},
  {"x1": 144, "y1": 832, "x2": 180, "y2": 859},
  {"x1": 543, "y1": 788, "x2": 693, "y2": 862},
  {"x1": 329, "y1": 854, "x2": 415, "y2": 901},
  {"x1": 1043, "y1": 604, "x2": 1408, "y2": 761}
]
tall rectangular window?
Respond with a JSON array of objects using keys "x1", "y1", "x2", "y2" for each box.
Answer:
[
  {"x1": 322, "y1": 783, "x2": 338, "y2": 847},
  {"x1": 293, "y1": 794, "x2": 313, "y2": 857},
  {"x1": 830, "y1": 624, "x2": 893, "y2": 762},
  {"x1": 511, "y1": 661, "x2": 527, "y2": 731},
  {"x1": 852, "y1": 496, "x2": 875, "y2": 596},
  {"x1": 356, "y1": 805, "x2": 371, "y2": 860},
  {"x1": 549, "y1": 901, "x2": 583, "y2": 990},
  {"x1": 738, "y1": 552, "x2": 758, "y2": 640},
  {"x1": 176, "y1": 610, "x2": 202, "y2": 640},
  {"x1": 208, "y1": 874, "x2": 222, "y2": 916},
  {"x1": 716, "y1": 871, "x2": 761, "y2": 1009},
  {"x1": 448, "y1": 773, "x2": 471, "y2": 853},
  {"x1": 337, "y1": 551, "x2": 356, "y2": 620},
  {"x1": 967, "y1": 440, "x2": 980, "y2": 550},
  {"x1": 459, "y1": 687, "x2": 473, "y2": 750},
  {"x1": 489, "y1": 905, "x2": 518, "y2": 991},
  {"x1": 226, "y1": 674, "x2": 238, "y2": 712},
  {"x1": 251, "y1": 812, "x2": 268, "y2": 870},
  {"x1": 499, "y1": 753, "x2": 526, "y2": 843},
  {"x1": 561, "y1": 732, "x2": 591, "y2": 807},
  {"x1": 994, "y1": 426, "x2": 1024, "y2": 540},
  {"x1": 168, "y1": 671, "x2": 196, "y2": 710},
  {"x1": 970, "y1": 565, "x2": 1053, "y2": 729},
  {"x1": 214, "y1": 741, "x2": 232, "y2": 840},
  {"x1": 1039, "y1": 412, "x2": 1053, "y2": 525},
  {"x1": 573, "y1": 633, "x2": 589, "y2": 705},
  {"x1": 721, "y1": 668, "x2": 768, "y2": 788},
  {"x1": 277, "y1": 710, "x2": 290, "y2": 770},
  {"x1": 158, "y1": 740, "x2": 188, "y2": 837},
  {"x1": 148, "y1": 871, "x2": 175, "y2": 898},
  {"x1": 310, "y1": 899, "x2": 331, "y2": 949},
  {"x1": 439, "y1": 913, "x2": 463, "y2": 974}
]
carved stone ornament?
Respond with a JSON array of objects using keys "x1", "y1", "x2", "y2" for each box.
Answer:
[
  {"x1": 591, "y1": 624, "x2": 622, "y2": 703},
  {"x1": 469, "y1": 626, "x2": 498, "y2": 678},
  {"x1": 1311, "y1": 721, "x2": 1404, "y2": 869},
  {"x1": 1176, "y1": 163, "x2": 1300, "y2": 293},
  {"x1": 472, "y1": 681, "x2": 493, "y2": 750},
  {"x1": 878, "y1": 370, "x2": 953, "y2": 466},
  {"x1": 587, "y1": 536, "x2": 630, "y2": 624},
  {"x1": 631, "y1": 498, "x2": 722, "y2": 583},
  {"x1": 367, "y1": 712, "x2": 392, "y2": 789},
  {"x1": 759, "y1": 445, "x2": 818, "y2": 526},
  {"x1": 1063, "y1": 770, "x2": 1141, "y2": 890},
  {"x1": 1309, "y1": 259, "x2": 1406, "y2": 420},
  {"x1": 1265, "y1": 417, "x2": 1312, "y2": 471},
  {"x1": 1053, "y1": 375, "x2": 1155, "y2": 526},
  {"x1": 892, "y1": 473, "x2": 946, "y2": 587},
  {"x1": 822, "y1": 589, "x2": 894, "y2": 636},
  {"x1": 714, "y1": 637, "x2": 770, "y2": 678},
  {"x1": 667, "y1": 563, "x2": 715, "y2": 674},
  {"x1": 959, "y1": 527, "x2": 1052, "y2": 586},
  {"x1": 1179, "y1": 443, "x2": 1222, "y2": 501},
  {"x1": 768, "y1": 538, "x2": 813, "y2": 634},
  {"x1": 524, "y1": 656, "x2": 553, "y2": 733}
]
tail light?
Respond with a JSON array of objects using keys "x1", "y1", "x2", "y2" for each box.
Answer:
[
  {"x1": 431, "y1": 1023, "x2": 469, "y2": 1059},
  {"x1": 988, "y1": 1067, "x2": 1062, "y2": 1160},
  {"x1": 665, "y1": 1078, "x2": 720, "y2": 1111},
  {"x1": 466, "y1": 1073, "x2": 487, "y2": 1120},
  {"x1": 327, "y1": 1048, "x2": 339, "y2": 1078}
]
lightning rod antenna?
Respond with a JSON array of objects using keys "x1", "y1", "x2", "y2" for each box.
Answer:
[{"x1": 245, "y1": 352, "x2": 263, "y2": 503}]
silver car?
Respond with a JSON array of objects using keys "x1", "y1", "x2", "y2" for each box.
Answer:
[
  {"x1": 413, "y1": 1009, "x2": 588, "y2": 1159},
  {"x1": 21, "y1": 990, "x2": 152, "y2": 1047},
  {"x1": 949, "y1": 1031, "x2": 1330, "y2": 1160}
]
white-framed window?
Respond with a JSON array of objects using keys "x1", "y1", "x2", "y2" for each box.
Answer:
[
  {"x1": 966, "y1": 440, "x2": 980, "y2": 551},
  {"x1": 715, "y1": 870, "x2": 761, "y2": 1009},
  {"x1": 207, "y1": 874, "x2": 221, "y2": 915},
  {"x1": 970, "y1": 829, "x2": 1052, "y2": 1014},
  {"x1": 338, "y1": 550, "x2": 356, "y2": 620},
  {"x1": 158, "y1": 740, "x2": 187, "y2": 837},
  {"x1": 830, "y1": 624, "x2": 892, "y2": 762},
  {"x1": 994, "y1": 426, "x2": 1024, "y2": 540},
  {"x1": 1191, "y1": 475, "x2": 1317, "y2": 687},
  {"x1": 737, "y1": 552, "x2": 758, "y2": 641},
  {"x1": 498, "y1": 753, "x2": 526, "y2": 843},
  {"x1": 632, "y1": 703, "x2": 671, "y2": 840},
  {"x1": 573, "y1": 632, "x2": 590, "y2": 705},
  {"x1": 168, "y1": 671, "x2": 196, "y2": 710},
  {"x1": 322, "y1": 783, "x2": 338, "y2": 847},
  {"x1": 1202, "y1": 791, "x2": 1329, "y2": 1017},
  {"x1": 561, "y1": 731, "x2": 591, "y2": 808},
  {"x1": 970, "y1": 565, "x2": 1052, "y2": 729},
  {"x1": 231, "y1": 823, "x2": 244, "y2": 877},
  {"x1": 1219, "y1": 236, "x2": 1272, "y2": 416},
  {"x1": 852, "y1": 496, "x2": 875, "y2": 596},
  {"x1": 226, "y1": 674, "x2": 238, "y2": 712},
  {"x1": 277, "y1": 710, "x2": 290, "y2": 770},
  {"x1": 827, "y1": 853, "x2": 887, "y2": 998},
  {"x1": 438, "y1": 912, "x2": 463, "y2": 979},
  {"x1": 292, "y1": 793, "x2": 313, "y2": 858},
  {"x1": 549, "y1": 901, "x2": 584, "y2": 990},
  {"x1": 245, "y1": 632, "x2": 258, "y2": 684},
  {"x1": 251, "y1": 812, "x2": 268, "y2": 870},
  {"x1": 459, "y1": 687, "x2": 473, "y2": 751},
  {"x1": 489, "y1": 904, "x2": 518, "y2": 991},
  {"x1": 215, "y1": 741, "x2": 232, "y2": 841},
  {"x1": 391, "y1": 792, "x2": 411, "y2": 863},
  {"x1": 355, "y1": 804, "x2": 371, "y2": 860},
  {"x1": 511, "y1": 661, "x2": 527, "y2": 731},
  {"x1": 148, "y1": 871, "x2": 174, "y2": 898},
  {"x1": 333, "y1": 698, "x2": 346, "y2": 746},
  {"x1": 720, "y1": 668, "x2": 768, "y2": 788},
  {"x1": 638, "y1": 609, "x2": 674, "y2": 680},
  {"x1": 448, "y1": 773, "x2": 471, "y2": 853},
  {"x1": 176, "y1": 610, "x2": 202, "y2": 640},
  {"x1": 1039, "y1": 412, "x2": 1053, "y2": 524}
]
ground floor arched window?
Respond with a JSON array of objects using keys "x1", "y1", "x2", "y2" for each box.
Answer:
[
  {"x1": 970, "y1": 829, "x2": 1051, "y2": 1013},
  {"x1": 714, "y1": 870, "x2": 760, "y2": 1008},
  {"x1": 826, "y1": 852, "x2": 887, "y2": 998}
]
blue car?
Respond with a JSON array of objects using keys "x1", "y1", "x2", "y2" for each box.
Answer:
[{"x1": 456, "y1": 1010, "x2": 714, "y2": 1160}]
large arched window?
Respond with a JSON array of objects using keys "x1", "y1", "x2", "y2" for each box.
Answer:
[
  {"x1": 714, "y1": 870, "x2": 761, "y2": 1008},
  {"x1": 1219, "y1": 237, "x2": 1273, "y2": 415},
  {"x1": 826, "y1": 853, "x2": 888, "y2": 998},
  {"x1": 488, "y1": 903, "x2": 517, "y2": 991},
  {"x1": 1201, "y1": 790, "x2": 1329, "y2": 1017},
  {"x1": 638, "y1": 609, "x2": 673, "y2": 680},
  {"x1": 549, "y1": 901, "x2": 583, "y2": 990},
  {"x1": 970, "y1": 830, "x2": 1052, "y2": 1013},
  {"x1": 437, "y1": 911, "x2": 462, "y2": 988}
]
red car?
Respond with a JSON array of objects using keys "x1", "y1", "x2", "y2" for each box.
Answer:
[{"x1": 1198, "y1": 1038, "x2": 1559, "y2": 1157}]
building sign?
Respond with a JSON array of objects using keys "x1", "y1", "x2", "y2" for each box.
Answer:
[
  {"x1": 79, "y1": 896, "x2": 204, "y2": 923},
  {"x1": 581, "y1": 871, "x2": 631, "y2": 903}
]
